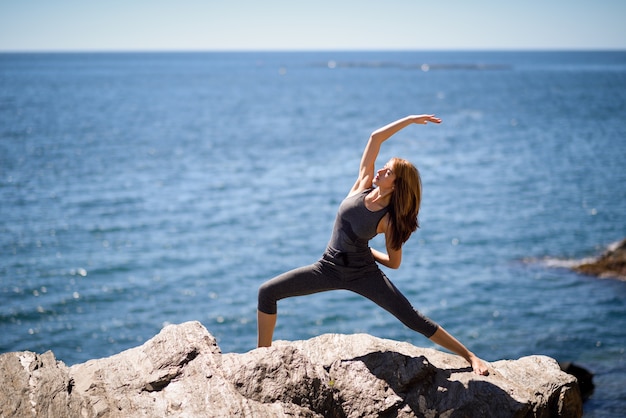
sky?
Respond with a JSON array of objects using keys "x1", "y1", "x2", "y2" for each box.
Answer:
[{"x1": 0, "y1": 0, "x2": 624, "y2": 52}]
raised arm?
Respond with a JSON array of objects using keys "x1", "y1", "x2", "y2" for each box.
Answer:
[{"x1": 350, "y1": 114, "x2": 442, "y2": 194}]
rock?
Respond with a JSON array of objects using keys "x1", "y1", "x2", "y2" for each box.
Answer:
[
  {"x1": 276, "y1": 334, "x2": 583, "y2": 417},
  {"x1": 559, "y1": 362, "x2": 594, "y2": 401},
  {"x1": 0, "y1": 321, "x2": 583, "y2": 418},
  {"x1": 574, "y1": 239, "x2": 626, "y2": 280},
  {"x1": 0, "y1": 350, "x2": 82, "y2": 417}
]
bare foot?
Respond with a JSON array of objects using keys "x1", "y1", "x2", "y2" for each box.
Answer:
[{"x1": 470, "y1": 355, "x2": 490, "y2": 376}]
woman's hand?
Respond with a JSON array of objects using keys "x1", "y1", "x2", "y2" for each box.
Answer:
[{"x1": 410, "y1": 114, "x2": 442, "y2": 125}]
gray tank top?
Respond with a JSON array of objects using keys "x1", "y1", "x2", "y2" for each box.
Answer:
[{"x1": 327, "y1": 188, "x2": 389, "y2": 255}]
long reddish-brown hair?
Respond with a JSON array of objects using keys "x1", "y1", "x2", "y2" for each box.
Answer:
[{"x1": 387, "y1": 157, "x2": 422, "y2": 250}]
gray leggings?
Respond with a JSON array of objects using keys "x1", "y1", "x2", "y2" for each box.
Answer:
[{"x1": 257, "y1": 251, "x2": 439, "y2": 338}]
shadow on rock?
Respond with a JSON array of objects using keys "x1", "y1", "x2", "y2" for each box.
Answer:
[{"x1": 342, "y1": 350, "x2": 528, "y2": 418}]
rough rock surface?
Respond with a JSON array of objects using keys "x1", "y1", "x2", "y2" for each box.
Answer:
[
  {"x1": 0, "y1": 321, "x2": 582, "y2": 417},
  {"x1": 574, "y1": 238, "x2": 626, "y2": 280}
]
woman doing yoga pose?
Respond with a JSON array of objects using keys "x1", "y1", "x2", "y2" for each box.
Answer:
[{"x1": 257, "y1": 114, "x2": 489, "y2": 375}]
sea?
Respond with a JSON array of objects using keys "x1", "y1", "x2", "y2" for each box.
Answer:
[{"x1": 1, "y1": 51, "x2": 625, "y2": 416}]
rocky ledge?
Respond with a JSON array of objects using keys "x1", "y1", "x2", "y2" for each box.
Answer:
[
  {"x1": 0, "y1": 321, "x2": 582, "y2": 417},
  {"x1": 574, "y1": 238, "x2": 626, "y2": 281}
]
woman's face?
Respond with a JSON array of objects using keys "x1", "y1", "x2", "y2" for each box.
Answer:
[{"x1": 373, "y1": 161, "x2": 396, "y2": 189}]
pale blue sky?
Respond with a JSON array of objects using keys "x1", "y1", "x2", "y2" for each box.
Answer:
[{"x1": 1, "y1": 0, "x2": 624, "y2": 51}]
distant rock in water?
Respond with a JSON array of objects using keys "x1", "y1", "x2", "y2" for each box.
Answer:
[
  {"x1": 0, "y1": 321, "x2": 583, "y2": 418},
  {"x1": 574, "y1": 238, "x2": 626, "y2": 281},
  {"x1": 559, "y1": 362, "x2": 595, "y2": 401}
]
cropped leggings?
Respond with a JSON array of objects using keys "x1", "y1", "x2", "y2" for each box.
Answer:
[{"x1": 257, "y1": 250, "x2": 439, "y2": 338}]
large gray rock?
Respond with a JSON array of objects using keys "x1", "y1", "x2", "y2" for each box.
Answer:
[{"x1": 0, "y1": 321, "x2": 582, "y2": 417}]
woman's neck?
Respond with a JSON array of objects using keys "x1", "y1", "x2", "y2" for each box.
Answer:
[{"x1": 370, "y1": 187, "x2": 392, "y2": 206}]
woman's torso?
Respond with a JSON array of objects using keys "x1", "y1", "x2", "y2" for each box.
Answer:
[{"x1": 326, "y1": 188, "x2": 389, "y2": 255}]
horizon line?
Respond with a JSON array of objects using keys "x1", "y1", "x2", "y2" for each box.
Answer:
[{"x1": 1, "y1": 47, "x2": 625, "y2": 54}]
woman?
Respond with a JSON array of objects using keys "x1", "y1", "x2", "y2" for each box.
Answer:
[{"x1": 257, "y1": 114, "x2": 489, "y2": 375}]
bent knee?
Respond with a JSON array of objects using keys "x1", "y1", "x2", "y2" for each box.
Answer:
[{"x1": 258, "y1": 282, "x2": 277, "y2": 315}]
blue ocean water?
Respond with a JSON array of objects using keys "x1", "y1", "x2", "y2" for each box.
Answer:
[{"x1": 1, "y1": 51, "x2": 625, "y2": 416}]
